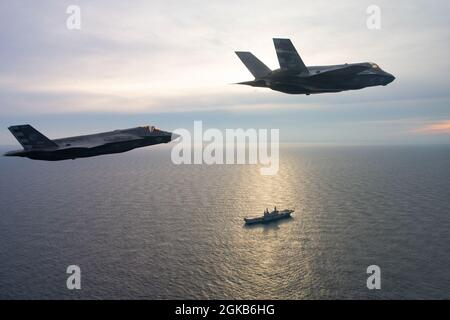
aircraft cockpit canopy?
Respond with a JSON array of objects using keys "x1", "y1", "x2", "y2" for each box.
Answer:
[
  {"x1": 370, "y1": 63, "x2": 380, "y2": 69},
  {"x1": 143, "y1": 125, "x2": 159, "y2": 133}
]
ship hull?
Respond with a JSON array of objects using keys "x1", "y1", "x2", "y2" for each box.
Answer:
[{"x1": 244, "y1": 210, "x2": 293, "y2": 225}]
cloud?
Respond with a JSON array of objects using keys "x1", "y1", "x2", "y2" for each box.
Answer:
[
  {"x1": 0, "y1": 0, "x2": 449, "y2": 144},
  {"x1": 414, "y1": 120, "x2": 450, "y2": 134}
]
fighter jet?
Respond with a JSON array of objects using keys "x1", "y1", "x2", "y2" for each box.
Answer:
[
  {"x1": 235, "y1": 38, "x2": 395, "y2": 95},
  {"x1": 4, "y1": 124, "x2": 179, "y2": 161}
]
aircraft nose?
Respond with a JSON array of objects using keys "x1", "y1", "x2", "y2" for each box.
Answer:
[
  {"x1": 388, "y1": 74, "x2": 395, "y2": 83},
  {"x1": 171, "y1": 132, "x2": 181, "y2": 141},
  {"x1": 383, "y1": 73, "x2": 395, "y2": 85}
]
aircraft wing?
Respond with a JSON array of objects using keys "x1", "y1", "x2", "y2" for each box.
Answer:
[
  {"x1": 273, "y1": 38, "x2": 308, "y2": 74},
  {"x1": 310, "y1": 64, "x2": 370, "y2": 78},
  {"x1": 55, "y1": 133, "x2": 141, "y2": 149}
]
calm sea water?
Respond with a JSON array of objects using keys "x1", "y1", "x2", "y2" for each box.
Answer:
[{"x1": 0, "y1": 145, "x2": 449, "y2": 299}]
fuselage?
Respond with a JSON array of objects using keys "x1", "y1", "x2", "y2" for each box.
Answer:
[
  {"x1": 5, "y1": 126, "x2": 175, "y2": 161},
  {"x1": 242, "y1": 62, "x2": 395, "y2": 95}
]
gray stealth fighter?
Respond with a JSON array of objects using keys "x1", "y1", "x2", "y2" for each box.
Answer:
[
  {"x1": 4, "y1": 125, "x2": 178, "y2": 161},
  {"x1": 235, "y1": 38, "x2": 395, "y2": 95}
]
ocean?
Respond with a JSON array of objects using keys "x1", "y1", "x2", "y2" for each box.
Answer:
[{"x1": 0, "y1": 145, "x2": 449, "y2": 299}]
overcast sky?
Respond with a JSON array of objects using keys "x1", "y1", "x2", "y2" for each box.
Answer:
[{"x1": 0, "y1": 0, "x2": 449, "y2": 144}]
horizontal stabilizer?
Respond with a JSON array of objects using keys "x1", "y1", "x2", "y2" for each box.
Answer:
[
  {"x1": 8, "y1": 125, "x2": 57, "y2": 150},
  {"x1": 273, "y1": 38, "x2": 308, "y2": 73},
  {"x1": 235, "y1": 80, "x2": 268, "y2": 87},
  {"x1": 235, "y1": 51, "x2": 271, "y2": 79}
]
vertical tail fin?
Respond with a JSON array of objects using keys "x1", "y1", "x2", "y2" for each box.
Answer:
[
  {"x1": 8, "y1": 125, "x2": 57, "y2": 149},
  {"x1": 273, "y1": 38, "x2": 308, "y2": 73},
  {"x1": 235, "y1": 51, "x2": 271, "y2": 79}
]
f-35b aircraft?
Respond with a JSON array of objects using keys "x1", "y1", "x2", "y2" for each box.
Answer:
[
  {"x1": 235, "y1": 38, "x2": 395, "y2": 95},
  {"x1": 4, "y1": 124, "x2": 178, "y2": 161}
]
